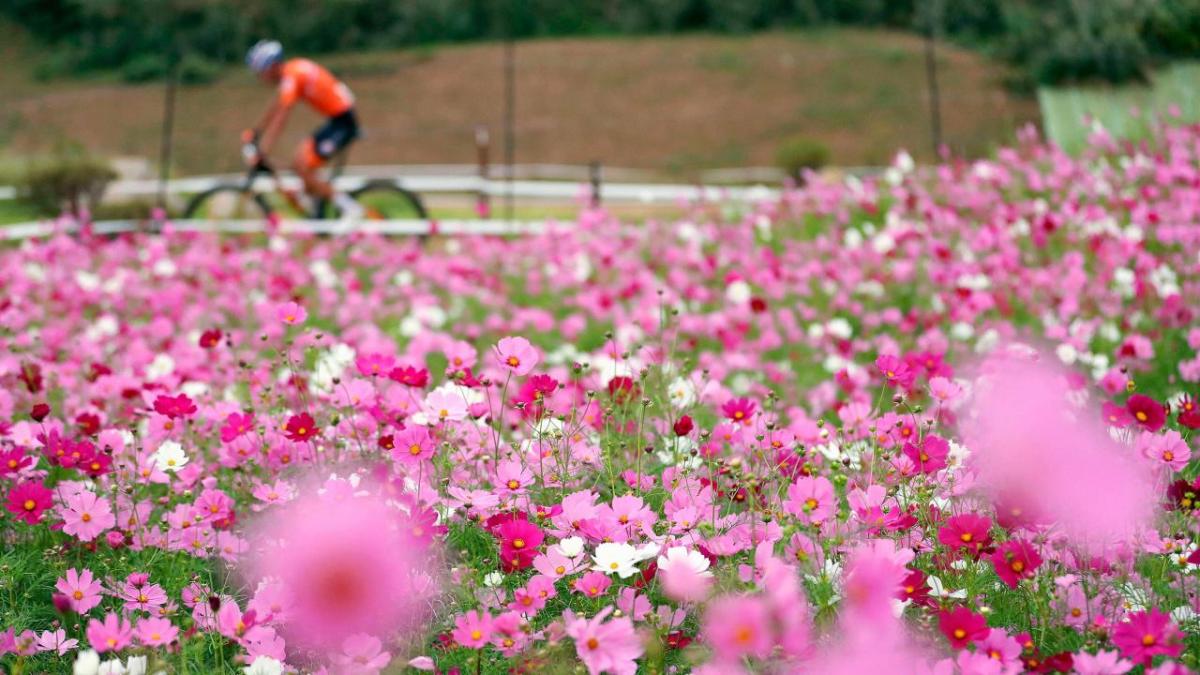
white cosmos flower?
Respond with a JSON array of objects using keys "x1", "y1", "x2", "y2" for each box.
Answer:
[
  {"x1": 656, "y1": 546, "x2": 712, "y2": 577},
  {"x1": 725, "y1": 280, "x2": 752, "y2": 304},
  {"x1": 243, "y1": 657, "x2": 284, "y2": 675},
  {"x1": 667, "y1": 377, "x2": 697, "y2": 409},
  {"x1": 74, "y1": 650, "x2": 101, "y2": 675},
  {"x1": 153, "y1": 441, "x2": 189, "y2": 473},
  {"x1": 592, "y1": 542, "x2": 642, "y2": 579},
  {"x1": 927, "y1": 575, "x2": 967, "y2": 600},
  {"x1": 556, "y1": 536, "x2": 584, "y2": 558}
]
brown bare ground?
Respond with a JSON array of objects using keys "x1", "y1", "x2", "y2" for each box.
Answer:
[{"x1": 2, "y1": 29, "x2": 1039, "y2": 176}]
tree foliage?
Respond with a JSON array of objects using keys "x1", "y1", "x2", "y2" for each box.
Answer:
[{"x1": 2, "y1": 0, "x2": 1195, "y2": 85}]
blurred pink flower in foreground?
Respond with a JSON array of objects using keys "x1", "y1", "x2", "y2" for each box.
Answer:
[
  {"x1": 962, "y1": 349, "x2": 1155, "y2": 551},
  {"x1": 241, "y1": 475, "x2": 438, "y2": 654}
]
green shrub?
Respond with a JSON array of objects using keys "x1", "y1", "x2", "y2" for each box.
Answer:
[
  {"x1": 120, "y1": 54, "x2": 169, "y2": 83},
  {"x1": 177, "y1": 54, "x2": 221, "y2": 85},
  {"x1": 775, "y1": 136, "x2": 831, "y2": 181},
  {"x1": 18, "y1": 153, "x2": 118, "y2": 217}
]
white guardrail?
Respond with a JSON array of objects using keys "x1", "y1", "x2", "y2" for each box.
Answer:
[
  {"x1": 0, "y1": 167, "x2": 784, "y2": 205},
  {"x1": 2, "y1": 219, "x2": 554, "y2": 240}
]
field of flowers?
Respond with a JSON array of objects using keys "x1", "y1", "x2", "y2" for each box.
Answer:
[{"x1": 2, "y1": 121, "x2": 1200, "y2": 675}]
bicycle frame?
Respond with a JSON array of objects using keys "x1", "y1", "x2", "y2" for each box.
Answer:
[{"x1": 241, "y1": 142, "x2": 351, "y2": 219}]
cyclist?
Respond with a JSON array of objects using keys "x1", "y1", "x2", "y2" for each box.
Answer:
[{"x1": 244, "y1": 40, "x2": 363, "y2": 219}]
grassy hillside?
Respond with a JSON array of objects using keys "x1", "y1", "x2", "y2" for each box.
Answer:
[{"x1": 1, "y1": 29, "x2": 1039, "y2": 176}]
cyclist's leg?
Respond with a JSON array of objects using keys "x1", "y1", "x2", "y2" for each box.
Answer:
[{"x1": 293, "y1": 139, "x2": 333, "y2": 200}]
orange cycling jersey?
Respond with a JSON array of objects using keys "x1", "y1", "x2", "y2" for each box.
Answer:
[{"x1": 277, "y1": 58, "x2": 355, "y2": 117}]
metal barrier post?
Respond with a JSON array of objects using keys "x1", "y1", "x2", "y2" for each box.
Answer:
[
  {"x1": 475, "y1": 125, "x2": 491, "y2": 218},
  {"x1": 589, "y1": 160, "x2": 602, "y2": 207}
]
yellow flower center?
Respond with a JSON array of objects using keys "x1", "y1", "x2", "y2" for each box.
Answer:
[{"x1": 23, "y1": 499, "x2": 35, "y2": 511}]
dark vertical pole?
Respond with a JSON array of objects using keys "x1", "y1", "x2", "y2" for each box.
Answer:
[
  {"x1": 475, "y1": 124, "x2": 491, "y2": 219},
  {"x1": 158, "y1": 50, "x2": 180, "y2": 218},
  {"x1": 923, "y1": 0, "x2": 944, "y2": 158},
  {"x1": 589, "y1": 160, "x2": 602, "y2": 207},
  {"x1": 503, "y1": 34, "x2": 516, "y2": 225}
]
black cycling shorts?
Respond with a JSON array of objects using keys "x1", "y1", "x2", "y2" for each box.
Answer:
[{"x1": 311, "y1": 109, "x2": 359, "y2": 160}]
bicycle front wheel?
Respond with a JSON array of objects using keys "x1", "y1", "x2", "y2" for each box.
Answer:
[
  {"x1": 183, "y1": 185, "x2": 273, "y2": 221},
  {"x1": 349, "y1": 180, "x2": 427, "y2": 220}
]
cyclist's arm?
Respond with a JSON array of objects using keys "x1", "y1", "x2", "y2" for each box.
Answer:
[{"x1": 255, "y1": 102, "x2": 292, "y2": 161}]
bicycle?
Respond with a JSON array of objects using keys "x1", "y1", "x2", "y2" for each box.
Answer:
[{"x1": 183, "y1": 137, "x2": 427, "y2": 222}]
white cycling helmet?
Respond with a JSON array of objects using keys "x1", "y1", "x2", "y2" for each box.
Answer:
[{"x1": 246, "y1": 40, "x2": 283, "y2": 73}]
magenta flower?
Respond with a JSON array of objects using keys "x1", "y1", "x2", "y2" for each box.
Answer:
[
  {"x1": 152, "y1": 393, "x2": 197, "y2": 419},
  {"x1": 902, "y1": 434, "x2": 949, "y2": 474},
  {"x1": 86, "y1": 612, "x2": 133, "y2": 653},
  {"x1": 991, "y1": 539, "x2": 1041, "y2": 588},
  {"x1": 494, "y1": 336, "x2": 539, "y2": 376},
  {"x1": 496, "y1": 518, "x2": 544, "y2": 571},
  {"x1": 283, "y1": 412, "x2": 319, "y2": 442},
  {"x1": 1111, "y1": 609, "x2": 1183, "y2": 666},
  {"x1": 565, "y1": 607, "x2": 643, "y2": 675},
  {"x1": 1126, "y1": 394, "x2": 1166, "y2": 432},
  {"x1": 452, "y1": 610, "x2": 493, "y2": 649},
  {"x1": 56, "y1": 568, "x2": 104, "y2": 613},
  {"x1": 938, "y1": 606, "x2": 990, "y2": 649},
  {"x1": 937, "y1": 513, "x2": 993, "y2": 555},
  {"x1": 5, "y1": 481, "x2": 52, "y2": 525},
  {"x1": 62, "y1": 490, "x2": 116, "y2": 542},
  {"x1": 721, "y1": 397, "x2": 757, "y2": 424},
  {"x1": 784, "y1": 476, "x2": 836, "y2": 524},
  {"x1": 220, "y1": 412, "x2": 255, "y2": 443}
]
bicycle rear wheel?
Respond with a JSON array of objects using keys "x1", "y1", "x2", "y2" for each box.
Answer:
[
  {"x1": 349, "y1": 180, "x2": 427, "y2": 220},
  {"x1": 183, "y1": 186, "x2": 273, "y2": 220}
]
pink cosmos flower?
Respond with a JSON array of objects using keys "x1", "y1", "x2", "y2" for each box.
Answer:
[
  {"x1": 86, "y1": 612, "x2": 133, "y2": 653},
  {"x1": 5, "y1": 481, "x2": 53, "y2": 524},
  {"x1": 452, "y1": 610, "x2": 493, "y2": 649},
  {"x1": 62, "y1": 489, "x2": 116, "y2": 542},
  {"x1": 963, "y1": 352, "x2": 1154, "y2": 549},
  {"x1": 392, "y1": 427, "x2": 435, "y2": 464},
  {"x1": 565, "y1": 607, "x2": 643, "y2": 675},
  {"x1": 1137, "y1": 430, "x2": 1191, "y2": 472},
  {"x1": 1073, "y1": 650, "x2": 1134, "y2": 675},
  {"x1": 56, "y1": 568, "x2": 104, "y2": 613},
  {"x1": 573, "y1": 571, "x2": 613, "y2": 599},
  {"x1": 1111, "y1": 609, "x2": 1183, "y2": 666},
  {"x1": 494, "y1": 336, "x2": 539, "y2": 376},
  {"x1": 703, "y1": 595, "x2": 772, "y2": 661},
  {"x1": 118, "y1": 574, "x2": 168, "y2": 613},
  {"x1": 35, "y1": 628, "x2": 77, "y2": 655},
  {"x1": 136, "y1": 616, "x2": 179, "y2": 647},
  {"x1": 276, "y1": 301, "x2": 307, "y2": 325},
  {"x1": 333, "y1": 633, "x2": 391, "y2": 673},
  {"x1": 241, "y1": 478, "x2": 433, "y2": 652},
  {"x1": 421, "y1": 390, "x2": 468, "y2": 423},
  {"x1": 991, "y1": 539, "x2": 1042, "y2": 589},
  {"x1": 355, "y1": 353, "x2": 396, "y2": 378},
  {"x1": 784, "y1": 475, "x2": 836, "y2": 524}
]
